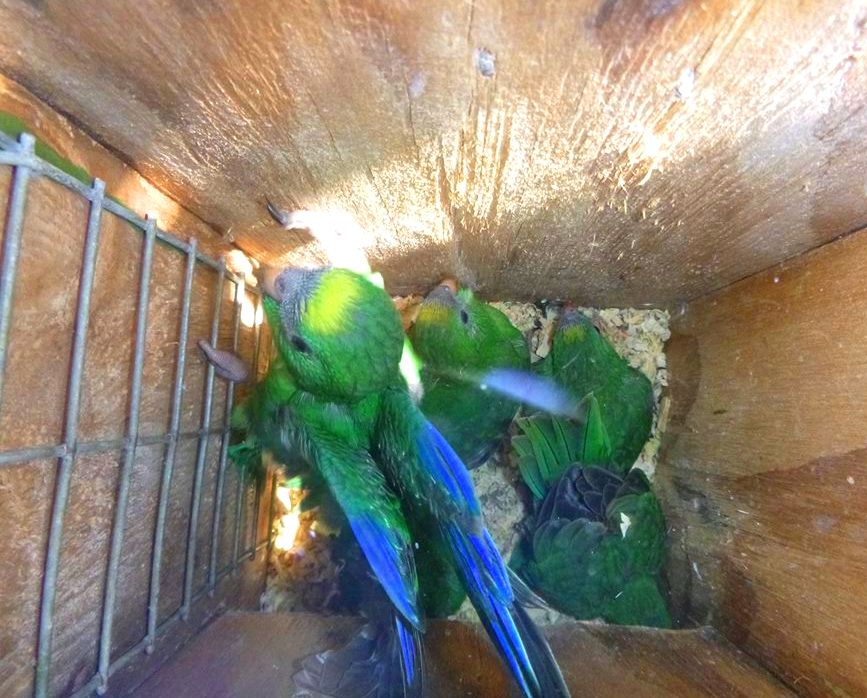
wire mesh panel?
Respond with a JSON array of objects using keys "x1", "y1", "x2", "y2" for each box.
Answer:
[{"x1": 0, "y1": 132, "x2": 274, "y2": 698}]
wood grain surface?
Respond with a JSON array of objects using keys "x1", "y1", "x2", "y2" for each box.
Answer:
[
  {"x1": 0, "y1": 83, "x2": 267, "y2": 697},
  {"x1": 130, "y1": 612, "x2": 791, "y2": 698},
  {"x1": 1, "y1": 1, "x2": 865, "y2": 304},
  {"x1": 659, "y1": 226, "x2": 867, "y2": 696}
]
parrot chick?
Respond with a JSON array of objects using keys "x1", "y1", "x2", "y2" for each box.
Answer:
[
  {"x1": 409, "y1": 281, "x2": 530, "y2": 468},
  {"x1": 511, "y1": 465, "x2": 670, "y2": 628},
  {"x1": 537, "y1": 308, "x2": 654, "y2": 476}
]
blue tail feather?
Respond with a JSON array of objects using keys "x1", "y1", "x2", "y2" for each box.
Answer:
[
  {"x1": 352, "y1": 515, "x2": 420, "y2": 628},
  {"x1": 412, "y1": 417, "x2": 568, "y2": 697},
  {"x1": 469, "y1": 530, "x2": 511, "y2": 602},
  {"x1": 394, "y1": 615, "x2": 419, "y2": 689},
  {"x1": 447, "y1": 524, "x2": 539, "y2": 697}
]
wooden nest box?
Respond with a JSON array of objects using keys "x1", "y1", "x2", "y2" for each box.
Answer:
[{"x1": 0, "y1": 2, "x2": 865, "y2": 696}]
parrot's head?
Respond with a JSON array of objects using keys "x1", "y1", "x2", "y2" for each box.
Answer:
[
  {"x1": 556, "y1": 308, "x2": 596, "y2": 341},
  {"x1": 411, "y1": 280, "x2": 518, "y2": 372},
  {"x1": 262, "y1": 266, "x2": 405, "y2": 400},
  {"x1": 553, "y1": 308, "x2": 619, "y2": 365}
]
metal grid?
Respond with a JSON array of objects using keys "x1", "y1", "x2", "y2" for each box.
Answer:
[{"x1": 0, "y1": 131, "x2": 274, "y2": 698}]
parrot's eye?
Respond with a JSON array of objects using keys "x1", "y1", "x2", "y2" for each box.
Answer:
[
  {"x1": 291, "y1": 334, "x2": 311, "y2": 354},
  {"x1": 460, "y1": 309, "x2": 469, "y2": 325}
]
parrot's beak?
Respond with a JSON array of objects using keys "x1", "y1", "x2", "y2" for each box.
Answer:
[
  {"x1": 255, "y1": 264, "x2": 283, "y2": 301},
  {"x1": 423, "y1": 280, "x2": 458, "y2": 307}
]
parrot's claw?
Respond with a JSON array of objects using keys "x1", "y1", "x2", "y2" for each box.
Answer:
[
  {"x1": 265, "y1": 199, "x2": 291, "y2": 228},
  {"x1": 197, "y1": 339, "x2": 251, "y2": 383}
]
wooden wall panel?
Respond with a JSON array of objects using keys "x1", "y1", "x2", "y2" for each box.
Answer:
[
  {"x1": 0, "y1": 176, "x2": 86, "y2": 450},
  {"x1": 0, "y1": 459, "x2": 54, "y2": 698},
  {"x1": 0, "y1": 74, "x2": 229, "y2": 260},
  {"x1": 658, "y1": 226, "x2": 867, "y2": 696},
  {"x1": 1, "y1": 1, "x2": 866, "y2": 305}
]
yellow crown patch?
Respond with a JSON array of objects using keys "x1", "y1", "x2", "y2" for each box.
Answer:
[{"x1": 304, "y1": 270, "x2": 364, "y2": 335}]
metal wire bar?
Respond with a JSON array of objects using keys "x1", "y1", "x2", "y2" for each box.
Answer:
[
  {"x1": 95, "y1": 218, "x2": 157, "y2": 694},
  {"x1": 265, "y1": 472, "x2": 278, "y2": 554},
  {"x1": 251, "y1": 293, "x2": 263, "y2": 381},
  {"x1": 0, "y1": 427, "x2": 228, "y2": 469},
  {"x1": 0, "y1": 136, "x2": 256, "y2": 291},
  {"x1": 207, "y1": 279, "x2": 244, "y2": 594},
  {"x1": 231, "y1": 292, "x2": 264, "y2": 574},
  {"x1": 231, "y1": 470, "x2": 246, "y2": 571},
  {"x1": 181, "y1": 262, "x2": 225, "y2": 619},
  {"x1": 0, "y1": 131, "x2": 273, "y2": 697},
  {"x1": 0, "y1": 133, "x2": 35, "y2": 410},
  {"x1": 69, "y1": 555, "x2": 246, "y2": 698},
  {"x1": 248, "y1": 483, "x2": 263, "y2": 560},
  {"x1": 34, "y1": 176, "x2": 106, "y2": 698},
  {"x1": 145, "y1": 237, "x2": 197, "y2": 653}
]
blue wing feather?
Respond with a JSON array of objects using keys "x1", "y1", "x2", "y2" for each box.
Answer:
[
  {"x1": 308, "y1": 431, "x2": 422, "y2": 630},
  {"x1": 377, "y1": 392, "x2": 568, "y2": 697},
  {"x1": 351, "y1": 515, "x2": 420, "y2": 627}
]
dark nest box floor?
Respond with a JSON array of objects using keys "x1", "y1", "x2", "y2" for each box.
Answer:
[{"x1": 129, "y1": 612, "x2": 791, "y2": 697}]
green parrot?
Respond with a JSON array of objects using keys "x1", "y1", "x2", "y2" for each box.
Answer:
[
  {"x1": 513, "y1": 307, "x2": 654, "y2": 499},
  {"x1": 409, "y1": 280, "x2": 530, "y2": 468},
  {"x1": 209, "y1": 266, "x2": 569, "y2": 698},
  {"x1": 510, "y1": 465, "x2": 671, "y2": 628},
  {"x1": 508, "y1": 308, "x2": 669, "y2": 628},
  {"x1": 532, "y1": 308, "x2": 654, "y2": 476}
]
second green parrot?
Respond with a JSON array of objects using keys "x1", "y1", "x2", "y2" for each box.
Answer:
[{"x1": 409, "y1": 281, "x2": 530, "y2": 468}]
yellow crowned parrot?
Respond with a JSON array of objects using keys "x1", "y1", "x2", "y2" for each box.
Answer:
[{"x1": 409, "y1": 280, "x2": 530, "y2": 468}]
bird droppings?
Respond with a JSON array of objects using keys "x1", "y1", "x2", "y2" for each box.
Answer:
[{"x1": 474, "y1": 47, "x2": 496, "y2": 78}]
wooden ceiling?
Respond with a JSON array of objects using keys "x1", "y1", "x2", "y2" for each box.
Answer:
[{"x1": 0, "y1": 0, "x2": 865, "y2": 305}]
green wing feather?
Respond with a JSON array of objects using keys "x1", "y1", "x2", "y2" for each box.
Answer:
[
  {"x1": 307, "y1": 426, "x2": 421, "y2": 628},
  {"x1": 548, "y1": 314, "x2": 654, "y2": 474},
  {"x1": 513, "y1": 395, "x2": 610, "y2": 500},
  {"x1": 511, "y1": 466, "x2": 670, "y2": 628}
]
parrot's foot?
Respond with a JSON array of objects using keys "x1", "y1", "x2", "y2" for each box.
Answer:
[
  {"x1": 265, "y1": 200, "x2": 321, "y2": 232},
  {"x1": 265, "y1": 198, "x2": 291, "y2": 228},
  {"x1": 197, "y1": 340, "x2": 250, "y2": 382}
]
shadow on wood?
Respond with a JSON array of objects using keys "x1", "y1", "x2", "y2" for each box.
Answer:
[{"x1": 129, "y1": 612, "x2": 790, "y2": 697}]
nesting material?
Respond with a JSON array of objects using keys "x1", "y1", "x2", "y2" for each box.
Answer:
[{"x1": 260, "y1": 498, "x2": 343, "y2": 614}]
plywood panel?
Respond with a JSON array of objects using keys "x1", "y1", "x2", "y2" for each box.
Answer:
[
  {"x1": 1, "y1": 0, "x2": 866, "y2": 305},
  {"x1": 0, "y1": 459, "x2": 54, "y2": 698},
  {"x1": 0, "y1": 177, "x2": 86, "y2": 450},
  {"x1": 658, "y1": 225, "x2": 867, "y2": 696},
  {"x1": 0, "y1": 74, "x2": 229, "y2": 260},
  {"x1": 130, "y1": 612, "x2": 790, "y2": 698}
]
